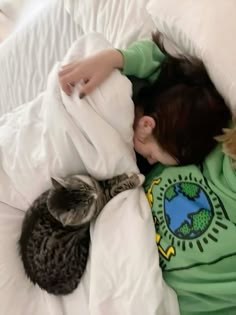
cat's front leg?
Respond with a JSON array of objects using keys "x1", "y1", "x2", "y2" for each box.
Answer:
[
  {"x1": 110, "y1": 173, "x2": 145, "y2": 197},
  {"x1": 104, "y1": 173, "x2": 129, "y2": 187}
]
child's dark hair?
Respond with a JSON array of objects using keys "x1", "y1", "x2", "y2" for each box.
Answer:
[{"x1": 135, "y1": 31, "x2": 231, "y2": 165}]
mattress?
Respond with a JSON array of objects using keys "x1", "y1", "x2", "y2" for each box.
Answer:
[{"x1": 0, "y1": 0, "x2": 83, "y2": 116}]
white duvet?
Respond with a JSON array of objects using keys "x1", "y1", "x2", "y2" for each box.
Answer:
[{"x1": 0, "y1": 33, "x2": 179, "y2": 315}]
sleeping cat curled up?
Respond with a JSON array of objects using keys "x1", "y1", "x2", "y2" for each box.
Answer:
[{"x1": 18, "y1": 172, "x2": 143, "y2": 295}]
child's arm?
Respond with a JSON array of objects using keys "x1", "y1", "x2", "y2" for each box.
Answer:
[
  {"x1": 119, "y1": 40, "x2": 165, "y2": 82},
  {"x1": 58, "y1": 40, "x2": 165, "y2": 97},
  {"x1": 59, "y1": 48, "x2": 123, "y2": 96}
]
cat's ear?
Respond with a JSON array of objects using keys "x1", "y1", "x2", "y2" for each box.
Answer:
[{"x1": 51, "y1": 177, "x2": 66, "y2": 190}]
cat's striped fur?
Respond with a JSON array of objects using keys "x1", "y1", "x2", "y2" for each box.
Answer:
[{"x1": 18, "y1": 173, "x2": 143, "y2": 295}]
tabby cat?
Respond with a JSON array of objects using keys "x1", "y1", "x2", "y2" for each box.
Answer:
[{"x1": 18, "y1": 172, "x2": 143, "y2": 295}]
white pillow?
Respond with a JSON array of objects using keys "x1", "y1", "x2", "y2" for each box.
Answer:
[
  {"x1": 147, "y1": 0, "x2": 236, "y2": 113},
  {"x1": 64, "y1": 0, "x2": 155, "y2": 48}
]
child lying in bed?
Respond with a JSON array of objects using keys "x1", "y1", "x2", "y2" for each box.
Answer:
[
  {"x1": 58, "y1": 33, "x2": 235, "y2": 315},
  {"x1": 59, "y1": 32, "x2": 230, "y2": 166}
]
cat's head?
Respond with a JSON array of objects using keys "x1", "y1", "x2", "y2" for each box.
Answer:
[{"x1": 47, "y1": 175, "x2": 101, "y2": 227}]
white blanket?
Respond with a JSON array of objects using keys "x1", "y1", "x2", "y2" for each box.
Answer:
[{"x1": 0, "y1": 33, "x2": 179, "y2": 315}]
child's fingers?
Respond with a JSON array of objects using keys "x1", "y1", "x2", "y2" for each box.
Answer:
[
  {"x1": 58, "y1": 71, "x2": 78, "y2": 95},
  {"x1": 60, "y1": 81, "x2": 72, "y2": 95},
  {"x1": 58, "y1": 69, "x2": 74, "y2": 95},
  {"x1": 79, "y1": 77, "x2": 99, "y2": 97},
  {"x1": 60, "y1": 60, "x2": 77, "y2": 71},
  {"x1": 62, "y1": 70, "x2": 84, "y2": 87},
  {"x1": 58, "y1": 67, "x2": 73, "y2": 77},
  {"x1": 59, "y1": 65, "x2": 77, "y2": 77},
  {"x1": 59, "y1": 62, "x2": 79, "y2": 78}
]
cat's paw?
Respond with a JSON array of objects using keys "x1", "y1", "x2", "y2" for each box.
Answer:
[
  {"x1": 126, "y1": 172, "x2": 136, "y2": 178},
  {"x1": 128, "y1": 173, "x2": 145, "y2": 187},
  {"x1": 137, "y1": 173, "x2": 145, "y2": 186}
]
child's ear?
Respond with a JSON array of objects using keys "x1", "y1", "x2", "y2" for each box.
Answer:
[{"x1": 139, "y1": 116, "x2": 156, "y2": 134}]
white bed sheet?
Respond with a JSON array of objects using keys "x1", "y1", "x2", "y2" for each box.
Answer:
[{"x1": 0, "y1": 0, "x2": 83, "y2": 116}]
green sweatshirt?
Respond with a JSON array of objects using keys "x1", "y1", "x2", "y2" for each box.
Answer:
[
  {"x1": 119, "y1": 40, "x2": 236, "y2": 314},
  {"x1": 119, "y1": 39, "x2": 165, "y2": 82},
  {"x1": 144, "y1": 146, "x2": 236, "y2": 315}
]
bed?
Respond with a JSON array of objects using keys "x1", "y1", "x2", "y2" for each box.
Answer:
[
  {"x1": 0, "y1": 1, "x2": 180, "y2": 315},
  {"x1": 0, "y1": 0, "x2": 235, "y2": 315}
]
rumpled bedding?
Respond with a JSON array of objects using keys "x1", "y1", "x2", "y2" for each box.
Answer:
[{"x1": 0, "y1": 33, "x2": 179, "y2": 315}]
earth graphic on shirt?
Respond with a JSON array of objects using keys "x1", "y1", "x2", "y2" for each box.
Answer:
[{"x1": 163, "y1": 182, "x2": 214, "y2": 239}]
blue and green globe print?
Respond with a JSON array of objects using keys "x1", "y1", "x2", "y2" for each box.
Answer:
[{"x1": 164, "y1": 182, "x2": 214, "y2": 239}]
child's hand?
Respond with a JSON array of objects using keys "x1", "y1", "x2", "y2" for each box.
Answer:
[{"x1": 58, "y1": 48, "x2": 124, "y2": 97}]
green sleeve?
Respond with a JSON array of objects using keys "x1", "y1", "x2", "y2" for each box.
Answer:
[{"x1": 118, "y1": 40, "x2": 166, "y2": 83}]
